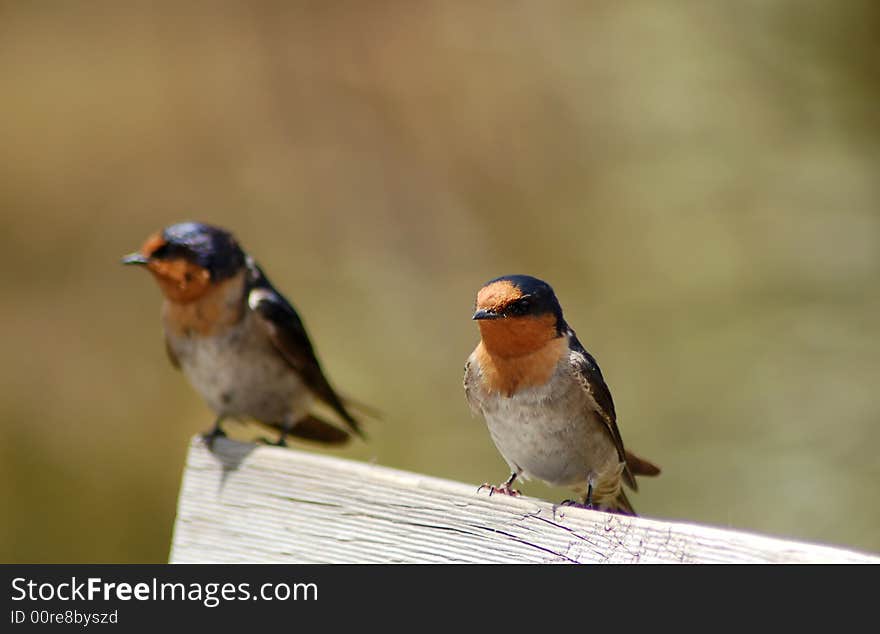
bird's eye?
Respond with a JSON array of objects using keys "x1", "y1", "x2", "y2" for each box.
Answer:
[
  {"x1": 150, "y1": 244, "x2": 170, "y2": 259},
  {"x1": 510, "y1": 299, "x2": 530, "y2": 316}
]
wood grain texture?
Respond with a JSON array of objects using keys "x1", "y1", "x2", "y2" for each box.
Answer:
[{"x1": 169, "y1": 437, "x2": 880, "y2": 564}]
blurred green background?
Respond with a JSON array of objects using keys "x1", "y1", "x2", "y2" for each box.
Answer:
[{"x1": 2, "y1": 1, "x2": 879, "y2": 562}]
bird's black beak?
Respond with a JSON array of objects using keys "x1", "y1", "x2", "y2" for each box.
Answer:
[
  {"x1": 121, "y1": 253, "x2": 149, "y2": 266},
  {"x1": 472, "y1": 308, "x2": 502, "y2": 321}
]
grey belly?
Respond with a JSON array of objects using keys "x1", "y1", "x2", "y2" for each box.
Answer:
[
  {"x1": 167, "y1": 318, "x2": 312, "y2": 424},
  {"x1": 479, "y1": 379, "x2": 619, "y2": 489}
]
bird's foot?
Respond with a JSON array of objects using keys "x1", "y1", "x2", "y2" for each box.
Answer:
[
  {"x1": 477, "y1": 482, "x2": 521, "y2": 497},
  {"x1": 259, "y1": 434, "x2": 288, "y2": 448},
  {"x1": 560, "y1": 499, "x2": 594, "y2": 510},
  {"x1": 203, "y1": 426, "x2": 227, "y2": 450},
  {"x1": 560, "y1": 479, "x2": 595, "y2": 509}
]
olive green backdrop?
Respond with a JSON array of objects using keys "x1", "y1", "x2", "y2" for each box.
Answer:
[{"x1": 2, "y1": 1, "x2": 879, "y2": 562}]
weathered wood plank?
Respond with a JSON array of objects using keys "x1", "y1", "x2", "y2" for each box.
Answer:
[{"x1": 169, "y1": 437, "x2": 879, "y2": 564}]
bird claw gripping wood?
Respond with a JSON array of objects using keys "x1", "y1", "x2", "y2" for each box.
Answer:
[
  {"x1": 203, "y1": 420, "x2": 227, "y2": 450},
  {"x1": 477, "y1": 483, "x2": 522, "y2": 497},
  {"x1": 477, "y1": 472, "x2": 521, "y2": 497},
  {"x1": 559, "y1": 499, "x2": 593, "y2": 510}
]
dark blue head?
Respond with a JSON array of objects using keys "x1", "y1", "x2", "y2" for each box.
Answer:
[
  {"x1": 473, "y1": 274, "x2": 566, "y2": 334},
  {"x1": 471, "y1": 274, "x2": 568, "y2": 358},
  {"x1": 123, "y1": 221, "x2": 246, "y2": 282},
  {"x1": 123, "y1": 222, "x2": 248, "y2": 303}
]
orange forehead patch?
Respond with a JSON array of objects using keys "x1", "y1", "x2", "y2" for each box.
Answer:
[
  {"x1": 140, "y1": 233, "x2": 167, "y2": 258},
  {"x1": 475, "y1": 280, "x2": 523, "y2": 312}
]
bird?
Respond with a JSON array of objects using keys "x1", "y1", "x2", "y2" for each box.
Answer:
[
  {"x1": 463, "y1": 274, "x2": 659, "y2": 515},
  {"x1": 122, "y1": 221, "x2": 368, "y2": 447}
]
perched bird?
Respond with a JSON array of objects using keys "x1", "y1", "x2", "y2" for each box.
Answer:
[
  {"x1": 464, "y1": 274, "x2": 659, "y2": 515},
  {"x1": 123, "y1": 221, "x2": 367, "y2": 447}
]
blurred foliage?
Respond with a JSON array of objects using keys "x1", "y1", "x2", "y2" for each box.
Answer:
[{"x1": 1, "y1": 1, "x2": 878, "y2": 562}]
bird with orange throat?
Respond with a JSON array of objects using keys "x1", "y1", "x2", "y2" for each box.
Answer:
[
  {"x1": 123, "y1": 221, "x2": 368, "y2": 448},
  {"x1": 464, "y1": 275, "x2": 659, "y2": 514}
]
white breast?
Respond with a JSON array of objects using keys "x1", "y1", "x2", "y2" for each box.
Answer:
[
  {"x1": 467, "y1": 352, "x2": 620, "y2": 490},
  {"x1": 166, "y1": 311, "x2": 312, "y2": 425}
]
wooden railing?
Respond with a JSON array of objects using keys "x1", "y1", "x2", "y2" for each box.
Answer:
[{"x1": 169, "y1": 437, "x2": 879, "y2": 564}]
